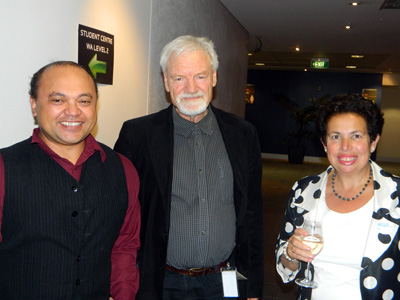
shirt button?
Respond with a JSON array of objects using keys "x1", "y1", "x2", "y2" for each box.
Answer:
[
  {"x1": 202, "y1": 230, "x2": 206, "y2": 235},
  {"x1": 72, "y1": 211, "x2": 78, "y2": 217},
  {"x1": 76, "y1": 279, "x2": 80, "y2": 285},
  {"x1": 71, "y1": 186, "x2": 78, "y2": 192},
  {"x1": 201, "y1": 199, "x2": 206, "y2": 203},
  {"x1": 199, "y1": 169, "x2": 203, "y2": 174},
  {"x1": 76, "y1": 255, "x2": 81, "y2": 262}
]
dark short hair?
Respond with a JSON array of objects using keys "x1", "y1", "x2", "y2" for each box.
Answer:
[
  {"x1": 316, "y1": 93, "x2": 384, "y2": 144},
  {"x1": 29, "y1": 61, "x2": 98, "y2": 99}
]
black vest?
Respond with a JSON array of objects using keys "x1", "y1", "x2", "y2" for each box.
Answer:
[{"x1": 0, "y1": 138, "x2": 128, "y2": 300}]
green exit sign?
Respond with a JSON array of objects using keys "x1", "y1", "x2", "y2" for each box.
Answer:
[{"x1": 311, "y1": 58, "x2": 329, "y2": 69}]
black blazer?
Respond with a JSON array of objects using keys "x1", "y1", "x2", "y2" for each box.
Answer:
[{"x1": 115, "y1": 105, "x2": 264, "y2": 299}]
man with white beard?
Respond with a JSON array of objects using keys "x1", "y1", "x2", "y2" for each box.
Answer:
[{"x1": 114, "y1": 35, "x2": 264, "y2": 300}]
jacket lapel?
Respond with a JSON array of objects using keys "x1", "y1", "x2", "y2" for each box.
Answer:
[
  {"x1": 212, "y1": 106, "x2": 247, "y2": 225},
  {"x1": 362, "y1": 161, "x2": 400, "y2": 266},
  {"x1": 147, "y1": 106, "x2": 174, "y2": 222}
]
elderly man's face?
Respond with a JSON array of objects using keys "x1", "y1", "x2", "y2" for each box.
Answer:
[
  {"x1": 30, "y1": 65, "x2": 97, "y2": 153},
  {"x1": 163, "y1": 49, "x2": 217, "y2": 123}
]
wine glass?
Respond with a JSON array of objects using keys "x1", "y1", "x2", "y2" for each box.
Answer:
[{"x1": 295, "y1": 220, "x2": 323, "y2": 288}]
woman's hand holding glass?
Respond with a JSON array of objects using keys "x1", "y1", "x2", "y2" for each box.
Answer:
[
  {"x1": 286, "y1": 229, "x2": 318, "y2": 264},
  {"x1": 293, "y1": 220, "x2": 323, "y2": 288}
]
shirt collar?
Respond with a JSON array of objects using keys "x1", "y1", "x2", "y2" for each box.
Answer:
[
  {"x1": 31, "y1": 128, "x2": 106, "y2": 164},
  {"x1": 172, "y1": 107, "x2": 214, "y2": 137}
]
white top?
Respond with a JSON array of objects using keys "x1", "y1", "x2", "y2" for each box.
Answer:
[
  {"x1": 311, "y1": 195, "x2": 373, "y2": 300},
  {"x1": 276, "y1": 161, "x2": 400, "y2": 300}
]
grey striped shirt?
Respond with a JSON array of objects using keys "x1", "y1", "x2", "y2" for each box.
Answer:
[{"x1": 166, "y1": 108, "x2": 236, "y2": 269}]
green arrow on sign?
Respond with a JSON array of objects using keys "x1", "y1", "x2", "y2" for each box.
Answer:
[{"x1": 88, "y1": 54, "x2": 107, "y2": 79}]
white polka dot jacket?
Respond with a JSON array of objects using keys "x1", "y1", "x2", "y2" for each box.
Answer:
[{"x1": 275, "y1": 160, "x2": 400, "y2": 300}]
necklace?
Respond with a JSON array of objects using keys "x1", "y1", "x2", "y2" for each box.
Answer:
[{"x1": 331, "y1": 166, "x2": 373, "y2": 201}]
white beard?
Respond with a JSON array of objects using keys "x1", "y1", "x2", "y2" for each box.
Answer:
[{"x1": 175, "y1": 91, "x2": 208, "y2": 117}]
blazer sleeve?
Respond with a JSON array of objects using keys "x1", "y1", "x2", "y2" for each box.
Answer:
[
  {"x1": 114, "y1": 122, "x2": 135, "y2": 162},
  {"x1": 244, "y1": 124, "x2": 265, "y2": 297},
  {"x1": 0, "y1": 154, "x2": 4, "y2": 243},
  {"x1": 275, "y1": 182, "x2": 302, "y2": 283}
]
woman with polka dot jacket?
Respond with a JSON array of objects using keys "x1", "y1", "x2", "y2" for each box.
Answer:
[{"x1": 275, "y1": 94, "x2": 400, "y2": 300}]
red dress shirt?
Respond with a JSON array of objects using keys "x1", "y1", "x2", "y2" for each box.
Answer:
[{"x1": 0, "y1": 128, "x2": 140, "y2": 300}]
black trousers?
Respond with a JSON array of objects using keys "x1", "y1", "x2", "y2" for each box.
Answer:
[
  {"x1": 162, "y1": 269, "x2": 249, "y2": 300},
  {"x1": 163, "y1": 269, "x2": 224, "y2": 300}
]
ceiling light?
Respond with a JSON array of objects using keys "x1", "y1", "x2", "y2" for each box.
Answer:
[
  {"x1": 295, "y1": 47, "x2": 300, "y2": 51},
  {"x1": 349, "y1": 2, "x2": 360, "y2": 6},
  {"x1": 346, "y1": 65, "x2": 357, "y2": 69},
  {"x1": 351, "y1": 54, "x2": 364, "y2": 58},
  {"x1": 255, "y1": 63, "x2": 265, "y2": 66},
  {"x1": 345, "y1": 25, "x2": 352, "y2": 29},
  {"x1": 248, "y1": 53, "x2": 253, "y2": 56},
  {"x1": 304, "y1": 69, "x2": 308, "y2": 72}
]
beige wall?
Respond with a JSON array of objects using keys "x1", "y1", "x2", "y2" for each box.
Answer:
[
  {"x1": 377, "y1": 85, "x2": 400, "y2": 162},
  {"x1": 0, "y1": 0, "x2": 249, "y2": 149},
  {"x1": 148, "y1": 0, "x2": 249, "y2": 117},
  {"x1": 383, "y1": 73, "x2": 400, "y2": 86},
  {"x1": 0, "y1": 0, "x2": 151, "y2": 148}
]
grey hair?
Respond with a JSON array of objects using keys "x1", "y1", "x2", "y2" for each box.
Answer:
[{"x1": 160, "y1": 35, "x2": 219, "y2": 72}]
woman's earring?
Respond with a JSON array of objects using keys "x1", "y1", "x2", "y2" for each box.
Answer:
[
  {"x1": 371, "y1": 147, "x2": 375, "y2": 153},
  {"x1": 324, "y1": 148, "x2": 327, "y2": 153}
]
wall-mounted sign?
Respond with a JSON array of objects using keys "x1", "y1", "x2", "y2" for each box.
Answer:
[
  {"x1": 78, "y1": 24, "x2": 114, "y2": 85},
  {"x1": 311, "y1": 58, "x2": 329, "y2": 69},
  {"x1": 362, "y1": 88, "x2": 377, "y2": 103}
]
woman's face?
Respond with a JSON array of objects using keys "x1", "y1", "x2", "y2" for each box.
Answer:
[{"x1": 323, "y1": 113, "x2": 379, "y2": 175}]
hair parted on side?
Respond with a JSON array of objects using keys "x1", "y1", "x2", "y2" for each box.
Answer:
[
  {"x1": 160, "y1": 35, "x2": 219, "y2": 73},
  {"x1": 29, "y1": 61, "x2": 98, "y2": 100}
]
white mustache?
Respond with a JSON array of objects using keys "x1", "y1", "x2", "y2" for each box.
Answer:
[{"x1": 177, "y1": 91, "x2": 206, "y2": 101}]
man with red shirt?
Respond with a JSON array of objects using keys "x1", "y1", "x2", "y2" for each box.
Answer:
[{"x1": 0, "y1": 61, "x2": 140, "y2": 300}]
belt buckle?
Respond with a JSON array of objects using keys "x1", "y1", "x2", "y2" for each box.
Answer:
[{"x1": 188, "y1": 267, "x2": 206, "y2": 277}]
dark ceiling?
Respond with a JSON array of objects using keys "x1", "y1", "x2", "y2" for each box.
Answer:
[{"x1": 220, "y1": 0, "x2": 400, "y2": 74}]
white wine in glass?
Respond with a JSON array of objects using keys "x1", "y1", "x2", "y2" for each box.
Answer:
[
  {"x1": 301, "y1": 235, "x2": 324, "y2": 255},
  {"x1": 295, "y1": 220, "x2": 323, "y2": 288}
]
